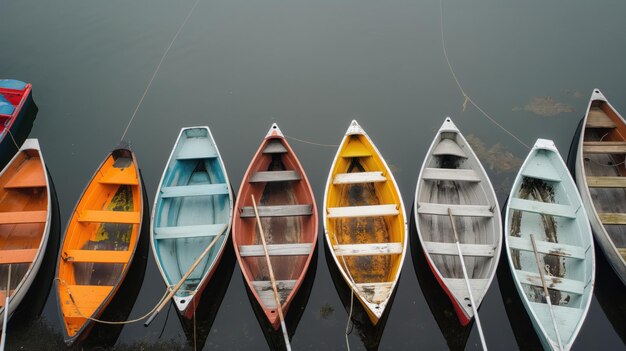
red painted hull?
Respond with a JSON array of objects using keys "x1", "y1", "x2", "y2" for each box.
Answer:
[{"x1": 232, "y1": 125, "x2": 318, "y2": 330}]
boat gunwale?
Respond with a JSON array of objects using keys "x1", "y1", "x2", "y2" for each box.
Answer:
[
  {"x1": 413, "y1": 117, "x2": 502, "y2": 325},
  {"x1": 149, "y1": 126, "x2": 234, "y2": 316}
]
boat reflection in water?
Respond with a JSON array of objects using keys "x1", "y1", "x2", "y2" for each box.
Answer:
[
  {"x1": 324, "y1": 241, "x2": 389, "y2": 351},
  {"x1": 593, "y1": 245, "x2": 626, "y2": 344},
  {"x1": 409, "y1": 212, "x2": 472, "y2": 351},
  {"x1": 177, "y1": 237, "x2": 237, "y2": 349},
  {"x1": 245, "y1": 244, "x2": 317, "y2": 350}
]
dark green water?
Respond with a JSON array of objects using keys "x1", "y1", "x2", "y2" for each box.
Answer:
[{"x1": 2, "y1": 0, "x2": 626, "y2": 349}]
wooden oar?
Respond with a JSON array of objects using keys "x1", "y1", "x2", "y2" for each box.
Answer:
[
  {"x1": 251, "y1": 195, "x2": 291, "y2": 351},
  {"x1": 448, "y1": 208, "x2": 487, "y2": 350},
  {"x1": 0, "y1": 264, "x2": 11, "y2": 351},
  {"x1": 530, "y1": 234, "x2": 564, "y2": 351},
  {"x1": 145, "y1": 227, "x2": 226, "y2": 326}
]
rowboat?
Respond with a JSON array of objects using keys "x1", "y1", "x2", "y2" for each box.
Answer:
[
  {"x1": 151, "y1": 126, "x2": 233, "y2": 319},
  {"x1": 0, "y1": 139, "x2": 55, "y2": 326},
  {"x1": 232, "y1": 123, "x2": 318, "y2": 330},
  {"x1": 0, "y1": 79, "x2": 38, "y2": 168},
  {"x1": 414, "y1": 117, "x2": 501, "y2": 326},
  {"x1": 55, "y1": 142, "x2": 147, "y2": 345},
  {"x1": 573, "y1": 89, "x2": 626, "y2": 286},
  {"x1": 324, "y1": 120, "x2": 407, "y2": 325},
  {"x1": 504, "y1": 139, "x2": 594, "y2": 350}
]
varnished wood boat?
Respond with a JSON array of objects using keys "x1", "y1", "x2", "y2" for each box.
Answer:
[
  {"x1": 574, "y1": 89, "x2": 626, "y2": 286},
  {"x1": 0, "y1": 79, "x2": 38, "y2": 169},
  {"x1": 0, "y1": 139, "x2": 54, "y2": 326},
  {"x1": 324, "y1": 120, "x2": 407, "y2": 325},
  {"x1": 505, "y1": 139, "x2": 594, "y2": 350},
  {"x1": 55, "y1": 143, "x2": 147, "y2": 345},
  {"x1": 232, "y1": 123, "x2": 318, "y2": 330},
  {"x1": 151, "y1": 126, "x2": 233, "y2": 319},
  {"x1": 414, "y1": 117, "x2": 501, "y2": 326}
]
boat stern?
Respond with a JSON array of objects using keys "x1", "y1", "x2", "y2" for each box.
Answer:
[
  {"x1": 439, "y1": 116, "x2": 460, "y2": 133},
  {"x1": 346, "y1": 120, "x2": 365, "y2": 135},
  {"x1": 265, "y1": 123, "x2": 284, "y2": 138}
]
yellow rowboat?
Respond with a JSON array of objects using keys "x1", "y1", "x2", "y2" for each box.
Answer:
[{"x1": 323, "y1": 120, "x2": 407, "y2": 325}]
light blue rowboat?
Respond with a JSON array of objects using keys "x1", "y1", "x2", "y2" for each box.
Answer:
[
  {"x1": 504, "y1": 139, "x2": 594, "y2": 350},
  {"x1": 150, "y1": 127, "x2": 233, "y2": 318}
]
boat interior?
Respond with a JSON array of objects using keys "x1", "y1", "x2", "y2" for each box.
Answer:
[
  {"x1": 58, "y1": 148, "x2": 141, "y2": 336},
  {"x1": 582, "y1": 99, "x2": 626, "y2": 260},
  {"x1": 0, "y1": 148, "x2": 47, "y2": 304},
  {"x1": 237, "y1": 135, "x2": 316, "y2": 313}
]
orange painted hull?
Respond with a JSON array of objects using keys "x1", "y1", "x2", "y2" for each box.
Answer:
[
  {"x1": 55, "y1": 144, "x2": 146, "y2": 345},
  {"x1": 232, "y1": 124, "x2": 318, "y2": 330}
]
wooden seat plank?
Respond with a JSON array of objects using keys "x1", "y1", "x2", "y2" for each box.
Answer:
[
  {"x1": 239, "y1": 243, "x2": 313, "y2": 257},
  {"x1": 249, "y1": 171, "x2": 301, "y2": 183},
  {"x1": 61, "y1": 285, "x2": 113, "y2": 318},
  {"x1": 4, "y1": 159, "x2": 46, "y2": 188},
  {"x1": 586, "y1": 176, "x2": 626, "y2": 188},
  {"x1": 99, "y1": 167, "x2": 138, "y2": 185},
  {"x1": 254, "y1": 280, "x2": 295, "y2": 308},
  {"x1": 161, "y1": 184, "x2": 229, "y2": 198},
  {"x1": 240, "y1": 204, "x2": 312, "y2": 218},
  {"x1": 176, "y1": 138, "x2": 218, "y2": 160},
  {"x1": 508, "y1": 236, "x2": 586, "y2": 259},
  {"x1": 77, "y1": 210, "x2": 140, "y2": 224},
  {"x1": 583, "y1": 142, "x2": 626, "y2": 154},
  {"x1": 333, "y1": 171, "x2": 386, "y2": 184},
  {"x1": 0, "y1": 210, "x2": 47, "y2": 224},
  {"x1": 355, "y1": 282, "x2": 394, "y2": 303},
  {"x1": 586, "y1": 108, "x2": 616, "y2": 128},
  {"x1": 417, "y1": 203, "x2": 493, "y2": 217},
  {"x1": 0, "y1": 248, "x2": 38, "y2": 264},
  {"x1": 599, "y1": 213, "x2": 626, "y2": 225},
  {"x1": 342, "y1": 142, "x2": 371, "y2": 158},
  {"x1": 508, "y1": 198, "x2": 577, "y2": 219},
  {"x1": 444, "y1": 278, "x2": 490, "y2": 299},
  {"x1": 64, "y1": 249, "x2": 131, "y2": 264},
  {"x1": 154, "y1": 224, "x2": 227, "y2": 240},
  {"x1": 521, "y1": 152, "x2": 561, "y2": 182},
  {"x1": 262, "y1": 141, "x2": 288, "y2": 154},
  {"x1": 423, "y1": 242, "x2": 495, "y2": 257},
  {"x1": 515, "y1": 270, "x2": 586, "y2": 295},
  {"x1": 327, "y1": 204, "x2": 399, "y2": 218},
  {"x1": 422, "y1": 168, "x2": 481, "y2": 182},
  {"x1": 333, "y1": 242, "x2": 403, "y2": 256}
]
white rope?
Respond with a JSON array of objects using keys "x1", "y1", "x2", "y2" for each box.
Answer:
[
  {"x1": 439, "y1": 0, "x2": 530, "y2": 150},
  {"x1": 284, "y1": 134, "x2": 339, "y2": 148},
  {"x1": 120, "y1": 0, "x2": 202, "y2": 141}
]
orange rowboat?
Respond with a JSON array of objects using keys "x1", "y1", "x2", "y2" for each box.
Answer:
[
  {"x1": 0, "y1": 139, "x2": 55, "y2": 325},
  {"x1": 232, "y1": 124, "x2": 318, "y2": 330},
  {"x1": 55, "y1": 143, "x2": 147, "y2": 345}
]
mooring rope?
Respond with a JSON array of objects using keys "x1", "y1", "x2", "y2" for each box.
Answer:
[
  {"x1": 338, "y1": 254, "x2": 358, "y2": 351},
  {"x1": 284, "y1": 134, "x2": 339, "y2": 148},
  {"x1": 120, "y1": 0, "x2": 202, "y2": 141},
  {"x1": 55, "y1": 278, "x2": 171, "y2": 325},
  {"x1": 7, "y1": 129, "x2": 20, "y2": 151},
  {"x1": 439, "y1": 0, "x2": 530, "y2": 150}
]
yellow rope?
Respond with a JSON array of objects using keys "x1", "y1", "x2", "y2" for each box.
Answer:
[
  {"x1": 7, "y1": 129, "x2": 20, "y2": 151},
  {"x1": 439, "y1": 0, "x2": 530, "y2": 150},
  {"x1": 56, "y1": 278, "x2": 171, "y2": 325}
]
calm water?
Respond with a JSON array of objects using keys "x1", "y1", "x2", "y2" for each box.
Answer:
[{"x1": 2, "y1": 0, "x2": 626, "y2": 349}]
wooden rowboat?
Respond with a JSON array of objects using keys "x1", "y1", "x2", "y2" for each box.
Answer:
[
  {"x1": 0, "y1": 79, "x2": 37, "y2": 169},
  {"x1": 573, "y1": 89, "x2": 626, "y2": 286},
  {"x1": 324, "y1": 120, "x2": 407, "y2": 325},
  {"x1": 56, "y1": 143, "x2": 147, "y2": 345},
  {"x1": 151, "y1": 126, "x2": 233, "y2": 319},
  {"x1": 505, "y1": 139, "x2": 594, "y2": 350},
  {"x1": 0, "y1": 139, "x2": 55, "y2": 326},
  {"x1": 232, "y1": 123, "x2": 318, "y2": 330},
  {"x1": 414, "y1": 117, "x2": 501, "y2": 326}
]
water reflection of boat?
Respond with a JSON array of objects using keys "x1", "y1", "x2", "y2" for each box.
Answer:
[
  {"x1": 55, "y1": 144, "x2": 149, "y2": 346},
  {"x1": 247, "y1": 244, "x2": 317, "y2": 350},
  {"x1": 409, "y1": 211, "x2": 472, "y2": 351},
  {"x1": 324, "y1": 240, "x2": 388, "y2": 351},
  {"x1": 0, "y1": 79, "x2": 38, "y2": 169},
  {"x1": 177, "y1": 237, "x2": 236, "y2": 349},
  {"x1": 593, "y1": 244, "x2": 626, "y2": 344}
]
